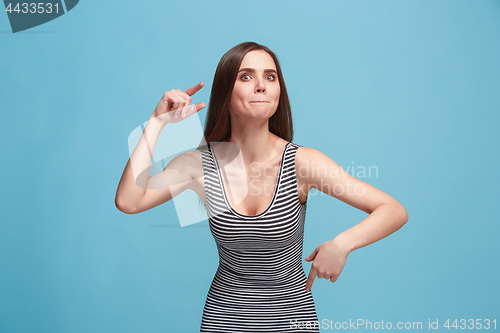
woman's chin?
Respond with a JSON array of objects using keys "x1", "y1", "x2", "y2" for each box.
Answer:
[
  {"x1": 233, "y1": 107, "x2": 277, "y2": 121},
  {"x1": 251, "y1": 110, "x2": 274, "y2": 119}
]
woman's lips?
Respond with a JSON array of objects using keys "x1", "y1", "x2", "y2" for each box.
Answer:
[{"x1": 250, "y1": 101, "x2": 269, "y2": 103}]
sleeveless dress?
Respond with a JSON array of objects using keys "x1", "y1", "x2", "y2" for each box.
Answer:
[{"x1": 199, "y1": 142, "x2": 320, "y2": 332}]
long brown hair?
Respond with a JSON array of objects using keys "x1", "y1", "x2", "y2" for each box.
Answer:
[{"x1": 202, "y1": 42, "x2": 293, "y2": 148}]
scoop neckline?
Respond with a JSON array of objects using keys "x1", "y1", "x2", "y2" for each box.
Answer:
[{"x1": 210, "y1": 142, "x2": 290, "y2": 219}]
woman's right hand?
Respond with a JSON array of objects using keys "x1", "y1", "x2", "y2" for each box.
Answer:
[{"x1": 152, "y1": 81, "x2": 206, "y2": 124}]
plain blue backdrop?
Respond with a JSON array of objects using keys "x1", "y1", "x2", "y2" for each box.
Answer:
[{"x1": 1, "y1": 1, "x2": 499, "y2": 332}]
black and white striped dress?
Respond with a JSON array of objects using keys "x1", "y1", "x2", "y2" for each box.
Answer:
[{"x1": 199, "y1": 142, "x2": 320, "y2": 332}]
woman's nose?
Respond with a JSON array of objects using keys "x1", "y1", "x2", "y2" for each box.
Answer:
[{"x1": 255, "y1": 79, "x2": 266, "y2": 93}]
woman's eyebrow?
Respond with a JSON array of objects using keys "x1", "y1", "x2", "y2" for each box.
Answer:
[{"x1": 238, "y1": 68, "x2": 277, "y2": 74}]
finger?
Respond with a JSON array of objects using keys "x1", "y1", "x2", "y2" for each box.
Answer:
[
  {"x1": 330, "y1": 276, "x2": 338, "y2": 283},
  {"x1": 179, "y1": 95, "x2": 190, "y2": 112},
  {"x1": 180, "y1": 102, "x2": 205, "y2": 119},
  {"x1": 170, "y1": 96, "x2": 181, "y2": 113},
  {"x1": 181, "y1": 104, "x2": 196, "y2": 118},
  {"x1": 186, "y1": 102, "x2": 206, "y2": 116},
  {"x1": 160, "y1": 94, "x2": 174, "y2": 113},
  {"x1": 194, "y1": 102, "x2": 206, "y2": 112},
  {"x1": 180, "y1": 107, "x2": 188, "y2": 119},
  {"x1": 162, "y1": 93, "x2": 172, "y2": 109},
  {"x1": 184, "y1": 81, "x2": 204, "y2": 96},
  {"x1": 171, "y1": 90, "x2": 186, "y2": 113},
  {"x1": 305, "y1": 266, "x2": 317, "y2": 292},
  {"x1": 305, "y1": 248, "x2": 318, "y2": 262}
]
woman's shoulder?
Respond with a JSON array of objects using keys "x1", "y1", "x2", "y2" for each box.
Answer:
[
  {"x1": 293, "y1": 145, "x2": 339, "y2": 185},
  {"x1": 163, "y1": 148, "x2": 203, "y2": 174},
  {"x1": 294, "y1": 144, "x2": 332, "y2": 165}
]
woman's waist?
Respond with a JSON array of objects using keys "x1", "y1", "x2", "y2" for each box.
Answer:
[{"x1": 214, "y1": 260, "x2": 306, "y2": 285}]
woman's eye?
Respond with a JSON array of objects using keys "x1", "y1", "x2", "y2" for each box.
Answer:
[{"x1": 240, "y1": 74, "x2": 275, "y2": 81}]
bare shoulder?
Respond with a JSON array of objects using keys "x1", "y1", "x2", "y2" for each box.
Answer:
[
  {"x1": 294, "y1": 146, "x2": 330, "y2": 203},
  {"x1": 181, "y1": 148, "x2": 203, "y2": 163},
  {"x1": 295, "y1": 145, "x2": 342, "y2": 183},
  {"x1": 295, "y1": 146, "x2": 333, "y2": 167},
  {"x1": 163, "y1": 148, "x2": 203, "y2": 180}
]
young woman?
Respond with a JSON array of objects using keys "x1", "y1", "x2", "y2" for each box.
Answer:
[{"x1": 115, "y1": 42, "x2": 408, "y2": 332}]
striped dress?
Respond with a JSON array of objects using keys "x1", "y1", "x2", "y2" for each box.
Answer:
[{"x1": 199, "y1": 141, "x2": 320, "y2": 332}]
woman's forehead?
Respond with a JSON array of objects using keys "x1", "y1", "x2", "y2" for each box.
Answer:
[{"x1": 240, "y1": 50, "x2": 276, "y2": 70}]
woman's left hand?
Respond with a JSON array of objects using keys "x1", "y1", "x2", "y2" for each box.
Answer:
[{"x1": 304, "y1": 238, "x2": 350, "y2": 292}]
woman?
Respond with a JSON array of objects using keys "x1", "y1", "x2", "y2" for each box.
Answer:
[{"x1": 115, "y1": 42, "x2": 408, "y2": 332}]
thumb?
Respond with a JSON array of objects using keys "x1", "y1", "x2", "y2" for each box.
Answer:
[
  {"x1": 194, "y1": 102, "x2": 206, "y2": 112},
  {"x1": 305, "y1": 248, "x2": 319, "y2": 262}
]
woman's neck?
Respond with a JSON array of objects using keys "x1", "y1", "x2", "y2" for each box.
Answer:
[{"x1": 225, "y1": 118, "x2": 284, "y2": 164}]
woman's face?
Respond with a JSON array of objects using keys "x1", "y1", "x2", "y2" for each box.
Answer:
[{"x1": 229, "y1": 50, "x2": 280, "y2": 121}]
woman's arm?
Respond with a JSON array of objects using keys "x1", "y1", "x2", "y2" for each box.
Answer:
[
  {"x1": 296, "y1": 147, "x2": 408, "y2": 290},
  {"x1": 115, "y1": 114, "x2": 168, "y2": 214},
  {"x1": 298, "y1": 146, "x2": 408, "y2": 249},
  {"x1": 115, "y1": 83, "x2": 206, "y2": 214}
]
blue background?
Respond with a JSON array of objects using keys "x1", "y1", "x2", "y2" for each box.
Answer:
[{"x1": 1, "y1": 1, "x2": 499, "y2": 332}]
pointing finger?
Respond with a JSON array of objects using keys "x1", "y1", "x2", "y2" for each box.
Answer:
[
  {"x1": 184, "y1": 81, "x2": 204, "y2": 96},
  {"x1": 305, "y1": 265, "x2": 317, "y2": 292}
]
